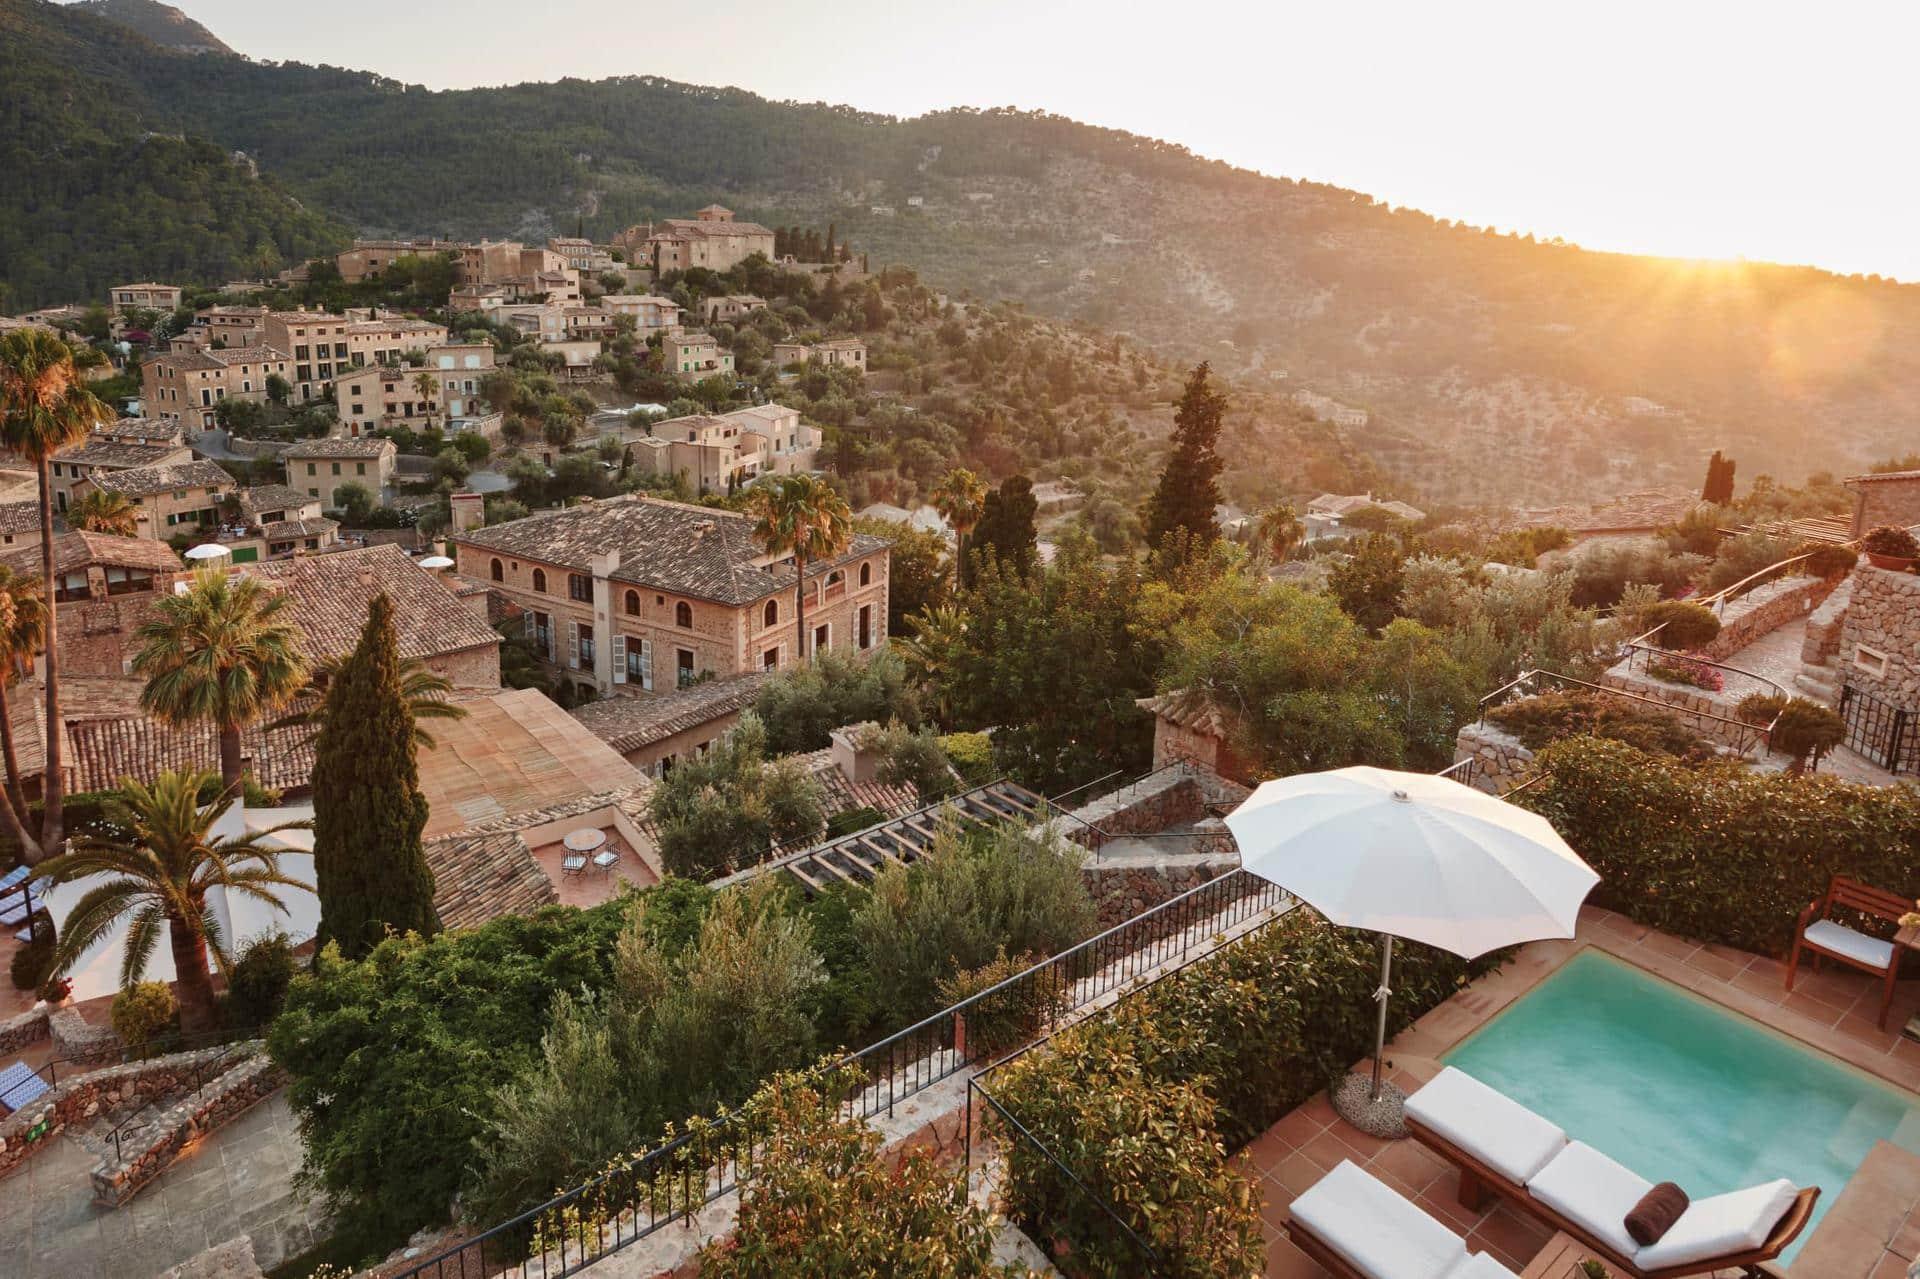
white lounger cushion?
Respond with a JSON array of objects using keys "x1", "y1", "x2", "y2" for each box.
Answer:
[
  {"x1": 1526, "y1": 1141, "x2": 1651, "y2": 1261},
  {"x1": 1290, "y1": 1159, "x2": 1467, "y2": 1279},
  {"x1": 1803, "y1": 919, "x2": 1895, "y2": 970},
  {"x1": 1635, "y1": 1179, "x2": 1798, "y2": 1270},
  {"x1": 1443, "y1": 1252, "x2": 1522, "y2": 1279},
  {"x1": 1406, "y1": 1066, "x2": 1569, "y2": 1184}
]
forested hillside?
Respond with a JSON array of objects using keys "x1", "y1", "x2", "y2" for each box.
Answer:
[{"x1": 7, "y1": 0, "x2": 1919, "y2": 502}]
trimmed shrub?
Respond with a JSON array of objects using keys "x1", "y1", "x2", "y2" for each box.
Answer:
[
  {"x1": 228, "y1": 933, "x2": 298, "y2": 1027},
  {"x1": 989, "y1": 911, "x2": 1482, "y2": 1277},
  {"x1": 1517, "y1": 737, "x2": 1920, "y2": 954},
  {"x1": 1862, "y1": 525, "x2": 1920, "y2": 559},
  {"x1": 1735, "y1": 691, "x2": 1787, "y2": 725},
  {"x1": 1639, "y1": 599, "x2": 1722, "y2": 651},
  {"x1": 1797, "y1": 542, "x2": 1859, "y2": 579},
  {"x1": 1486, "y1": 691, "x2": 1714, "y2": 758},
  {"x1": 112, "y1": 981, "x2": 178, "y2": 1053},
  {"x1": 940, "y1": 731, "x2": 996, "y2": 785},
  {"x1": 1771, "y1": 699, "x2": 1846, "y2": 770}
]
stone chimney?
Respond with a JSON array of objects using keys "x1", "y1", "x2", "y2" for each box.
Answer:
[
  {"x1": 829, "y1": 721, "x2": 884, "y2": 785},
  {"x1": 449, "y1": 491, "x2": 485, "y2": 533}
]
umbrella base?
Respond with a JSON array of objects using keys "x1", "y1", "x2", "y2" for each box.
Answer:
[{"x1": 1330, "y1": 1071, "x2": 1408, "y2": 1141}]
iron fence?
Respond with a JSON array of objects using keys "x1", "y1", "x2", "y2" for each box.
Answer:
[
  {"x1": 1839, "y1": 683, "x2": 1918, "y2": 775},
  {"x1": 1481, "y1": 667, "x2": 1775, "y2": 760},
  {"x1": 386, "y1": 859, "x2": 1294, "y2": 1279}
]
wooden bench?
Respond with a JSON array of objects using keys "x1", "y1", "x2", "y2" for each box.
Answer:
[{"x1": 1786, "y1": 874, "x2": 1911, "y2": 1027}]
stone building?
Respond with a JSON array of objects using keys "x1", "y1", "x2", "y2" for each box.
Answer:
[
  {"x1": 262, "y1": 311, "x2": 353, "y2": 402},
  {"x1": 642, "y1": 207, "x2": 776, "y2": 274},
  {"x1": 49, "y1": 438, "x2": 194, "y2": 512},
  {"x1": 141, "y1": 346, "x2": 294, "y2": 428},
  {"x1": 0, "y1": 533, "x2": 182, "y2": 676},
  {"x1": 771, "y1": 338, "x2": 866, "y2": 372},
  {"x1": 109, "y1": 283, "x2": 183, "y2": 315},
  {"x1": 449, "y1": 495, "x2": 891, "y2": 701},
  {"x1": 72, "y1": 460, "x2": 238, "y2": 540},
  {"x1": 625, "y1": 404, "x2": 819, "y2": 493},
  {"x1": 282, "y1": 437, "x2": 398, "y2": 511},
  {"x1": 569, "y1": 671, "x2": 771, "y2": 776},
  {"x1": 662, "y1": 331, "x2": 734, "y2": 377},
  {"x1": 1136, "y1": 689, "x2": 1256, "y2": 784},
  {"x1": 1835, "y1": 565, "x2": 1920, "y2": 755},
  {"x1": 1844, "y1": 470, "x2": 1920, "y2": 539}
]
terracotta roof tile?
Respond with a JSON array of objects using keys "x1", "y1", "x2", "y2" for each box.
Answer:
[
  {"x1": 0, "y1": 531, "x2": 182, "y2": 578},
  {"x1": 569, "y1": 673, "x2": 771, "y2": 755},
  {"x1": 65, "y1": 710, "x2": 316, "y2": 795},
  {"x1": 53, "y1": 439, "x2": 190, "y2": 470},
  {"x1": 282, "y1": 437, "x2": 396, "y2": 460},
  {"x1": 450, "y1": 496, "x2": 889, "y2": 607},
  {"x1": 87, "y1": 459, "x2": 235, "y2": 497},
  {"x1": 423, "y1": 830, "x2": 558, "y2": 930},
  {"x1": 244, "y1": 544, "x2": 499, "y2": 666}
]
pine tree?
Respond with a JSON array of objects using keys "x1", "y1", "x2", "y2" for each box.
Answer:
[
  {"x1": 970, "y1": 475, "x2": 1038, "y2": 578},
  {"x1": 1143, "y1": 363, "x2": 1228, "y2": 560},
  {"x1": 312, "y1": 594, "x2": 439, "y2": 959}
]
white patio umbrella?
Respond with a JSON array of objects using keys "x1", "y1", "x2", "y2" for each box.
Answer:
[{"x1": 1225, "y1": 765, "x2": 1597, "y2": 1134}]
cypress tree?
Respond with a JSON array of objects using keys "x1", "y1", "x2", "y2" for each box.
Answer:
[
  {"x1": 312, "y1": 593, "x2": 439, "y2": 959},
  {"x1": 1143, "y1": 363, "x2": 1228, "y2": 559},
  {"x1": 1701, "y1": 449, "x2": 1736, "y2": 505},
  {"x1": 825, "y1": 223, "x2": 836, "y2": 263},
  {"x1": 971, "y1": 475, "x2": 1038, "y2": 578}
]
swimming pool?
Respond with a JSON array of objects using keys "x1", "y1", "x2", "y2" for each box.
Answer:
[{"x1": 1443, "y1": 948, "x2": 1920, "y2": 1263}]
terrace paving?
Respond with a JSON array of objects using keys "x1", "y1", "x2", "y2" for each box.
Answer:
[{"x1": 1250, "y1": 907, "x2": 1920, "y2": 1278}]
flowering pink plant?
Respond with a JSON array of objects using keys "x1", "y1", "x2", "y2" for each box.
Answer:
[{"x1": 1647, "y1": 655, "x2": 1724, "y2": 692}]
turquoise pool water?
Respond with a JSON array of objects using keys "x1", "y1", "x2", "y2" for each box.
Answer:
[{"x1": 1443, "y1": 949, "x2": 1920, "y2": 1264}]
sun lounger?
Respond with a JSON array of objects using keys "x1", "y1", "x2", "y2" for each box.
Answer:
[
  {"x1": 1286, "y1": 1159, "x2": 1519, "y2": 1279},
  {"x1": 0, "y1": 880, "x2": 43, "y2": 927},
  {"x1": 1405, "y1": 1067, "x2": 1818, "y2": 1278},
  {"x1": 0, "y1": 1061, "x2": 49, "y2": 1114},
  {"x1": 0, "y1": 865, "x2": 28, "y2": 891}
]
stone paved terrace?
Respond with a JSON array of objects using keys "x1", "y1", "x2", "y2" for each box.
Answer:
[
  {"x1": 1251, "y1": 907, "x2": 1920, "y2": 1278},
  {"x1": 3, "y1": 1089, "x2": 322, "y2": 1279}
]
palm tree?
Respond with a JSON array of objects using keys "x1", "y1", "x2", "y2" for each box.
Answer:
[
  {"x1": 1255, "y1": 503, "x2": 1305, "y2": 565},
  {"x1": 0, "y1": 329, "x2": 111, "y2": 858},
  {"x1": 745, "y1": 474, "x2": 852, "y2": 664},
  {"x1": 39, "y1": 770, "x2": 310, "y2": 1036},
  {"x1": 65, "y1": 489, "x2": 139, "y2": 537},
  {"x1": 412, "y1": 371, "x2": 440, "y2": 428},
  {"x1": 929, "y1": 468, "x2": 988, "y2": 580},
  {"x1": 0, "y1": 567, "x2": 46, "y2": 834},
  {"x1": 269, "y1": 650, "x2": 468, "y2": 749},
  {"x1": 132, "y1": 568, "x2": 310, "y2": 790},
  {"x1": 898, "y1": 605, "x2": 968, "y2": 722}
]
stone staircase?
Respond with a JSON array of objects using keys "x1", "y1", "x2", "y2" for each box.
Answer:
[{"x1": 1793, "y1": 576, "x2": 1854, "y2": 704}]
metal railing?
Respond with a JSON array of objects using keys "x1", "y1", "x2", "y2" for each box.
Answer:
[
  {"x1": 1839, "y1": 683, "x2": 1919, "y2": 776},
  {"x1": 105, "y1": 1038, "x2": 261, "y2": 1162},
  {"x1": 1478, "y1": 667, "x2": 1775, "y2": 759},
  {"x1": 386, "y1": 863, "x2": 1295, "y2": 1279}
]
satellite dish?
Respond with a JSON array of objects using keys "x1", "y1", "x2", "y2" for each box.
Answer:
[
  {"x1": 184, "y1": 544, "x2": 232, "y2": 561},
  {"x1": 418, "y1": 555, "x2": 454, "y2": 570}
]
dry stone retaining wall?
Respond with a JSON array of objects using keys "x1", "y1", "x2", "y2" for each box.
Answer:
[
  {"x1": 1452, "y1": 722, "x2": 1535, "y2": 795},
  {"x1": 1697, "y1": 575, "x2": 1838, "y2": 662},
  {"x1": 1803, "y1": 577, "x2": 1854, "y2": 665},
  {"x1": 0, "y1": 1006, "x2": 50, "y2": 1055},
  {"x1": 91, "y1": 1053, "x2": 285, "y2": 1207},
  {"x1": 1837, "y1": 566, "x2": 1920, "y2": 710},
  {"x1": 50, "y1": 1006, "x2": 122, "y2": 1065},
  {"x1": 0, "y1": 1042, "x2": 237, "y2": 1178},
  {"x1": 1080, "y1": 855, "x2": 1239, "y2": 928}
]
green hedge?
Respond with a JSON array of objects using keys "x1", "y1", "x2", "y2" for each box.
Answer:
[
  {"x1": 1515, "y1": 737, "x2": 1920, "y2": 954},
  {"x1": 1486, "y1": 690, "x2": 1714, "y2": 758},
  {"x1": 989, "y1": 910, "x2": 1482, "y2": 1277}
]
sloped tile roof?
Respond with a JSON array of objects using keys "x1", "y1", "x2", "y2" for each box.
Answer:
[
  {"x1": 423, "y1": 830, "x2": 558, "y2": 930},
  {"x1": 0, "y1": 501, "x2": 40, "y2": 536},
  {"x1": 282, "y1": 437, "x2": 395, "y2": 459},
  {"x1": 569, "y1": 673, "x2": 771, "y2": 755},
  {"x1": 238, "y1": 484, "x2": 314, "y2": 515},
  {"x1": 88, "y1": 459, "x2": 235, "y2": 497},
  {"x1": 65, "y1": 709, "x2": 317, "y2": 795},
  {"x1": 53, "y1": 439, "x2": 190, "y2": 470},
  {"x1": 451, "y1": 496, "x2": 889, "y2": 606},
  {"x1": 245, "y1": 544, "x2": 499, "y2": 666},
  {"x1": 0, "y1": 531, "x2": 182, "y2": 577}
]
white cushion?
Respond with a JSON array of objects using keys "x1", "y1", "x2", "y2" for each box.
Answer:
[
  {"x1": 1635, "y1": 1180, "x2": 1798, "y2": 1269},
  {"x1": 1290, "y1": 1159, "x2": 1468, "y2": 1279},
  {"x1": 1407, "y1": 1067, "x2": 1569, "y2": 1184},
  {"x1": 1443, "y1": 1252, "x2": 1522, "y2": 1279},
  {"x1": 1803, "y1": 919, "x2": 1896, "y2": 970},
  {"x1": 1525, "y1": 1141, "x2": 1652, "y2": 1261}
]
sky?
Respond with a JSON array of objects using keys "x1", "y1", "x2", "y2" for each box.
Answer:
[{"x1": 156, "y1": 0, "x2": 1920, "y2": 280}]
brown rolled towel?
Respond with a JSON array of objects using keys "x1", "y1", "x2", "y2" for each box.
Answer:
[{"x1": 1625, "y1": 1181, "x2": 1690, "y2": 1246}]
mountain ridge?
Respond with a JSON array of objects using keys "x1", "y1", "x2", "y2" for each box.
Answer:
[
  {"x1": 6, "y1": 0, "x2": 1917, "y2": 502},
  {"x1": 68, "y1": 0, "x2": 230, "y2": 53}
]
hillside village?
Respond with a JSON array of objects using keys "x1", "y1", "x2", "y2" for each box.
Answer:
[{"x1": 5, "y1": 93, "x2": 1920, "y2": 1279}]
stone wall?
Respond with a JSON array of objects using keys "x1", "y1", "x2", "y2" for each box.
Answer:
[
  {"x1": 1080, "y1": 853, "x2": 1240, "y2": 929},
  {"x1": 92, "y1": 1054, "x2": 285, "y2": 1207},
  {"x1": 0, "y1": 1006, "x2": 50, "y2": 1055},
  {"x1": 1597, "y1": 672, "x2": 1756, "y2": 751},
  {"x1": 51, "y1": 1006, "x2": 122, "y2": 1066},
  {"x1": 1698, "y1": 574, "x2": 1839, "y2": 662},
  {"x1": 1802, "y1": 577, "x2": 1854, "y2": 665},
  {"x1": 1848, "y1": 474, "x2": 1920, "y2": 538},
  {"x1": 1452, "y1": 722, "x2": 1535, "y2": 795},
  {"x1": 0, "y1": 1043, "x2": 238, "y2": 1178},
  {"x1": 1041, "y1": 766, "x2": 1248, "y2": 854},
  {"x1": 1837, "y1": 566, "x2": 1920, "y2": 710}
]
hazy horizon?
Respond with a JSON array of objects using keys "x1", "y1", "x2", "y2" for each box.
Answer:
[{"x1": 79, "y1": 0, "x2": 1920, "y2": 283}]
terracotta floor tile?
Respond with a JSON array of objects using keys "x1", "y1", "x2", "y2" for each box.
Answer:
[
  {"x1": 1370, "y1": 1139, "x2": 1451, "y2": 1196},
  {"x1": 1267, "y1": 1106, "x2": 1329, "y2": 1150},
  {"x1": 1269, "y1": 1151, "x2": 1332, "y2": 1200},
  {"x1": 1263, "y1": 1233, "x2": 1331, "y2": 1279}
]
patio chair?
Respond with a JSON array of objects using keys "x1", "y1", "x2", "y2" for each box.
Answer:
[
  {"x1": 1286, "y1": 1159, "x2": 1519, "y2": 1279},
  {"x1": 1404, "y1": 1067, "x2": 1818, "y2": 1279},
  {"x1": 560, "y1": 853, "x2": 588, "y2": 876},
  {"x1": 591, "y1": 848, "x2": 620, "y2": 874},
  {"x1": 0, "y1": 1060, "x2": 49, "y2": 1115},
  {"x1": 1787, "y1": 874, "x2": 1910, "y2": 1027}
]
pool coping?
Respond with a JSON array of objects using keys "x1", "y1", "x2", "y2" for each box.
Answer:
[{"x1": 1381, "y1": 904, "x2": 1920, "y2": 1099}]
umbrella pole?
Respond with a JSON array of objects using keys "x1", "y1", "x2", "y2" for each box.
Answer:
[{"x1": 1370, "y1": 935, "x2": 1394, "y2": 1101}]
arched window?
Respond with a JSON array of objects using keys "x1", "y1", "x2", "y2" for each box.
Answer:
[
  {"x1": 764, "y1": 599, "x2": 778, "y2": 628},
  {"x1": 532, "y1": 568, "x2": 547, "y2": 593},
  {"x1": 490, "y1": 558, "x2": 503, "y2": 582},
  {"x1": 625, "y1": 589, "x2": 640, "y2": 616},
  {"x1": 859, "y1": 561, "x2": 871, "y2": 587},
  {"x1": 675, "y1": 601, "x2": 693, "y2": 628}
]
